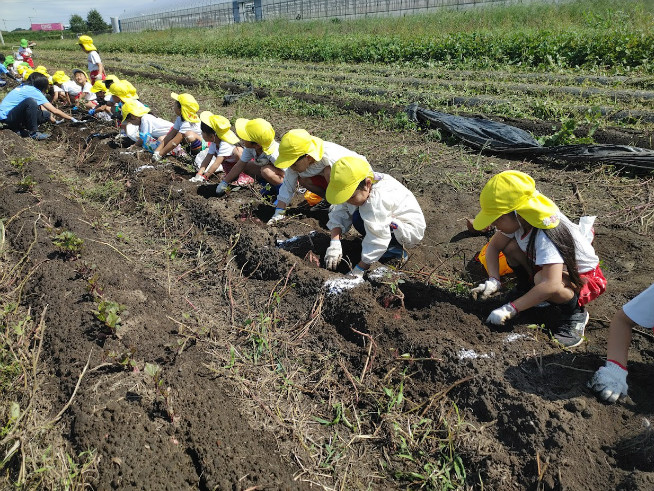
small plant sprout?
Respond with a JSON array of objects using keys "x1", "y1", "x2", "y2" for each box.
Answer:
[
  {"x1": 94, "y1": 299, "x2": 125, "y2": 338},
  {"x1": 17, "y1": 176, "x2": 37, "y2": 193},
  {"x1": 144, "y1": 362, "x2": 176, "y2": 423},
  {"x1": 52, "y1": 231, "x2": 84, "y2": 260}
]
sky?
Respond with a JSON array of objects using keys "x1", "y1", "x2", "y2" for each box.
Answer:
[{"x1": 0, "y1": 0, "x2": 202, "y2": 31}]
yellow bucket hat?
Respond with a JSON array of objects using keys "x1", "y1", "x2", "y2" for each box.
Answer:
[
  {"x1": 78, "y1": 35, "x2": 97, "y2": 51},
  {"x1": 121, "y1": 100, "x2": 150, "y2": 122},
  {"x1": 34, "y1": 65, "x2": 48, "y2": 76},
  {"x1": 22, "y1": 69, "x2": 34, "y2": 81},
  {"x1": 473, "y1": 170, "x2": 560, "y2": 231},
  {"x1": 91, "y1": 80, "x2": 107, "y2": 93},
  {"x1": 170, "y1": 92, "x2": 200, "y2": 123},
  {"x1": 17, "y1": 65, "x2": 27, "y2": 75},
  {"x1": 108, "y1": 80, "x2": 139, "y2": 101},
  {"x1": 275, "y1": 129, "x2": 324, "y2": 169},
  {"x1": 52, "y1": 71, "x2": 70, "y2": 84},
  {"x1": 326, "y1": 156, "x2": 374, "y2": 205},
  {"x1": 199, "y1": 111, "x2": 239, "y2": 145},
  {"x1": 235, "y1": 118, "x2": 275, "y2": 154}
]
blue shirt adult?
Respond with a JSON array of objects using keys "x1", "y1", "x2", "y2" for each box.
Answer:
[{"x1": 0, "y1": 84, "x2": 49, "y2": 120}]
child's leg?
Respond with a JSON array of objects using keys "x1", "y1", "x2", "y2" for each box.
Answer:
[
  {"x1": 606, "y1": 309, "x2": 636, "y2": 367},
  {"x1": 182, "y1": 131, "x2": 202, "y2": 154},
  {"x1": 158, "y1": 132, "x2": 184, "y2": 157},
  {"x1": 252, "y1": 163, "x2": 284, "y2": 187},
  {"x1": 298, "y1": 175, "x2": 328, "y2": 197}
]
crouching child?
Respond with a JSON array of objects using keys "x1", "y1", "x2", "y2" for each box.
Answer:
[
  {"x1": 324, "y1": 156, "x2": 426, "y2": 276},
  {"x1": 589, "y1": 283, "x2": 654, "y2": 402}
]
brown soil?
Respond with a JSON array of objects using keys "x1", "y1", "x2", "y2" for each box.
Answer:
[{"x1": 1, "y1": 73, "x2": 654, "y2": 490}]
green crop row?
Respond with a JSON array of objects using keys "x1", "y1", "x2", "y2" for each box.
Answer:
[{"x1": 36, "y1": 0, "x2": 654, "y2": 71}]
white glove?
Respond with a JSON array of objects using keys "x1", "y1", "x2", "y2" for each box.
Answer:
[
  {"x1": 215, "y1": 180, "x2": 230, "y2": 197},
  {"x1": 70, "y1": 117, "x2": 81, "y2": 124},
  {"x1": 348, "y1": 265, "x2": 365, "y2": 278},
  {"x1": 471, "y1": 277, "x2": 501, "y2": 300},
  {"x1": 55, "y1": 119, "x2": 65, "y2": 125},
  {"x1": 486, "y1": 303, "x2": 518, "y2": 325},
  {"x1": 588, "y1": 361, "x2": 628, "y2": 403},
  {"x1": 267, "y1": 208, "x2": 286, "y2": 225},
  {"x1": 151, "y1": 151, "x2": 162, "y2": 162},
  {"x1": 324, "y1": 239, "x2": 343, "y2": 270}
]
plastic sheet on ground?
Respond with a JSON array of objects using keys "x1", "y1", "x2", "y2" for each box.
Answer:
[{"x1": 407, "y1": 103, "x2": 654, "y2": 171}]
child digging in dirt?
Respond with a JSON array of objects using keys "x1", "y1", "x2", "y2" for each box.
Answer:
[
  {"x1": 51, "y1": 71, "x2": 82, "y2": 106},
  {"x1": 266, "y1": 129, "x2": 368, "y2": 225},
  {"x1": 470, "y1": 170, "x2": 606, "y2": 348},
  {"x1": 588, "y1": 283, "x2": 654, "y2": 402},
  {"x1": 190, "y1": 111, "x2": 242, "y2": 183},
  {"x1": 152, "y1": 93, "x2": 203, "y2": 162},
  {"x1": 215, "y1": 117, "x2": 284, "y2": 197},
  {"x1": 121, "y1": 100, "x2": 173, "y2": 151},
  {"x1": 323, "y1": 156, "x2": 426, "y2": 276},
  {"x1": 0, "y1": 72, "x2": 78, "y2": 140}
]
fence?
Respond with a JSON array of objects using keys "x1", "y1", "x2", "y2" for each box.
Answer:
[{"x1": 119, "y1": 0, "x2": 557, "y2": 32}]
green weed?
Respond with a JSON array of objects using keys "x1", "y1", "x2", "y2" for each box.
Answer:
[
  {"x1": 52, "y1": 231, "x2": 84, "y2": 260},
  {"x1": 94, "y1": 299, "x2": 124, "y2": 337}
]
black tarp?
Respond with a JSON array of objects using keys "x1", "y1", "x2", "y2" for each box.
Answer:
[{"x1": 407, "y1": 104, "x2": 654, "y2": 171}]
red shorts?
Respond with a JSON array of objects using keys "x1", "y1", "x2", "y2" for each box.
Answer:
[
  {"x1": 578, "y1": 265, "x2": 607, "y2": 306},
  {"x1": 310, "y1": 175, "x2": 328, "y2": 190},
  {"x1": 90, "y1": 70, "x2": 106, "y2": 85}
]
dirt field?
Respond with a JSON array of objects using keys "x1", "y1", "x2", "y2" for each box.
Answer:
[{"x1": 1, "y1": 52, "x2": 654, "y2": 490}]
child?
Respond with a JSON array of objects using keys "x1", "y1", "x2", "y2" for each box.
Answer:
[
  {"x1": 15, "y1": 39, "x2": 34, "y2": 68},
  {"x1": 267, "y1": 129, "x2": 367, "y2": 224},
  {"x1": 51, "y1": 71, "x2": 81, "y2": 106},
  {"x1": 88, "y1": 79, "x2": 115, "y2": 121},
  {"x1": 588, "y1": 283, "x2": 654, "y2": 402},
  {"x1": 152, "y1": 92, "x2": 203, "y2": 162},
  {"x1": 72, "y1": 69, "x2": 97, "y2": 110},
  {"x1": 0, "y1": 72, "x2": 77, "y2": 140},
  {"x1": 215, "y1": 117, "x2": 284, "y2": 197},
  {"x1": 323, "y1": 156, "x2": 426, "y2": 276},
  {"x1": 190, "y1": 111, "x2": 242, "y2": 183},
  {"x1": 0, "y1": 55, "x2": 19, "y2": 83},
  {"x1": 77, "y1": 35, "x2": 105, "y2": 84},
  {"x1": 470, "y1": 170, "x2": 606, "y2": 348},
  {"x1": 121, "y1": 100, "x2": 173, "y2": 150}
]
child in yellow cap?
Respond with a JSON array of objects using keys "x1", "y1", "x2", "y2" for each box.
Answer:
[
  {"x1": 51, "y1": 71, "x2": 82, "y2": 105},
  {"x1": 78, "y1": 35, "x2": 105, "y2": 84},
  {"x1": 87, "y1": 79, "x2": 114, "y2": 121},
  {"x1": 267, "y1": 129, "x2": 368, "y2": 224},
  {"x1": 324, "y1": 156, "x2": 426, "y2": 276},
  {"x1": 588, "y1": 281, "x2": 654, "y2": 403},
  {"x1": 121, "y1": 100, "x2": 173, "y2": 150},
  {"x1": 190, "y1": 111, "x2": 243, "y2": 183},
  {"x1": 471, "y1": 170, "x2": 606, "y2": 347},
  {"x1": 152, "y1": 93, "x2": 203, "y2": 162},
  {"x1": 215, "y1": 118, "x2": 284, "y2": 197}
]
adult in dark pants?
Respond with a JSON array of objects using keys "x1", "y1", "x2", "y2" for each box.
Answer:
[{"x1": 0, "y1": 72, "x2": 77, "y2": 140}]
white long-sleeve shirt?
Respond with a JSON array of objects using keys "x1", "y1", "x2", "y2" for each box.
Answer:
[
  {"x1": 277, "y1": 141, "x2": 366, "y2": 205},
  {"x1": 327, "y1": 173, "x2": 426, "y2": 264}
]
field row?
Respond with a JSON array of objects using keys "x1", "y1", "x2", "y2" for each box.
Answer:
[{"x1": 41, "y1": 50, "x2": 654, "y2": 129}]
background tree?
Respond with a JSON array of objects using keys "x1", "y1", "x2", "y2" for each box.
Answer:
[
  {"x1": 86, "y1": 9, "x2": 110, "y2": 32},
  {"x1": 69, "y1": 14, "x2": 87, "y2": 33}
]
